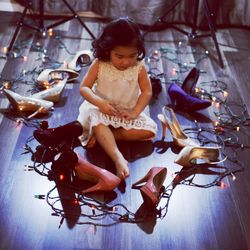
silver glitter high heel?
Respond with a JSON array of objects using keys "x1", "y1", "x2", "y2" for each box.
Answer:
[{"x1": 3, "y1": 89, "x2": 53, "y2": 119}]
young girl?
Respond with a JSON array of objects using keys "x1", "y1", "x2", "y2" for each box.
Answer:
[{"x1": 77, "y1": 17, "x2": 157, "y2": 180}]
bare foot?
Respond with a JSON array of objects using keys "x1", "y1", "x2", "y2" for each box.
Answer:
[
  {"x1": 115, "y1": 158, "x2": 129, "y2": 180},
  {"x1": 86, "y1": 135, "x2": 96, "y2": 148}
]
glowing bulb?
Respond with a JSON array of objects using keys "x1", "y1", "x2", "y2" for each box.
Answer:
[
  {"x1": 73, "y1": 198, "x2": 78, "y2": 205},
  {"x1": 2, "y1": 46, "x2": 8, "y2": 53},
  {"x1": 59, "y1": 174, "x2": 64, "y2": 180},
  {"x1": 205, "y1": 50, "x2": 209, "y2": 55},
  {"x1": 48, "y1": 28, "x2": 53, "y2": 36},
  {"x1": 3, "y1": 82, "x2": 10, "y2": 89},
  {"x1": 215, "y1": 102, "x2": 220, "y2": 108},
  {"x1": 63, "y1": 61, "x2": 68, "y2": 67},
  {"x1": 214, "y1": 121, "x2": 219, "y2": 126},
  {"x1": 219, "y1": 182, "x2": 226, "y2": 188},
  {"x1": 172, "y1": 67, "x2": 177, "y2": 76},
  {"x1": 23, "y1": 55, "x2": 28, "y2": 62},
  {"x1": 195, "y1": 87, "x2": 199, "y2": 93},
  {"x1": 236, "y1": 126, "x2": 240, "y2": 131},
  {"x1": 212, "y1": 96, "x2": 216, "y2": 101},
  {"x1": 223, "y1": 91, "x2": 228, "y2": 97},
  {"x1": 231, "y1": 173, "x2": 236, "y2": 181},
  {"x1": 178, "y1": 41, "x2": 182, "y2": 47}
]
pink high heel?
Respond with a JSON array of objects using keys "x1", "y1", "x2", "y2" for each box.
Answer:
[
  {"x1": 132, "y1": 167, "x2": 167, "y2": 207},
  {"x1": 75, "y1": 154, "x2": 121, "y2": 194}
]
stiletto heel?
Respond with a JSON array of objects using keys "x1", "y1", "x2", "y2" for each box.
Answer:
[
  {"x1": 31, "y1": 78, "x2": 67, "y2": 103},
  {"x1": 157, "y1": 106, "x2": 198, "y2": 147},
  {"x1": 3, "y1": 89, "x2": 53, "y2": 118},
  {"x1": 75, "y1": 154, "x2": 121, "y2": 194},
  {"x1": 175, "y1": 145, "x2": 227, "y2": 167},
  {"x1": 132, "y1": 167, "x2": 167, "y2": 207}
]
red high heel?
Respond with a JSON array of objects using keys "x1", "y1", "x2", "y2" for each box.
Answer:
[
  {"x1": 132, "y1": 167, "x2": 167, "y2": 207},
  {"x1": 75, "y1": 154, "x2": 121, "y2": 194}
]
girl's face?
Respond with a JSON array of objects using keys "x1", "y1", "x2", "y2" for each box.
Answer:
[{"x1": 110, "y1": 46, "x2": 138, "y2": 71}]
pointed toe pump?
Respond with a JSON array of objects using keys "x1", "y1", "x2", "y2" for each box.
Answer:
[
  {"x1": 75, "y1": 154, "x2": 121, "y2": 194},
  {"x1": 168, "y1": 83, "x2": 211, "y2": 112},
  {"x1": 37, "y1": 68, "x2": 79, "y2": 88},
  {"x1": 33, "y1": 121, "x2": 83, "y2": 148},
  {"x1": 3, "y1": 89, "x2": 53, "y2": 119},
  {"x1": 68, "y1": 50, "x2": 93, "y2": 71},
  {"x1": 157, "y1": 106, "x2": 198, "y2": 148},
  {"x1": 132, "y1": 167, "x2": 167, "y2": 207},
  {"x1": 174, "y1": 145, "x2": 227, "y2": 167},
  {"x1": 31, "y1": 78, "x2": 67, "y2": 103},
  {"x1": 181, "y1": 67, "x2": 200, "y2": 95}
]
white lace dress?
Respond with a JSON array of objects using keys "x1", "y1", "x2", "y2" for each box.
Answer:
[{"x1": 77, "y1": 60, "x2": 157, "y2": 146}]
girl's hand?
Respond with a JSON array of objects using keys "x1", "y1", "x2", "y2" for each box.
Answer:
[
  {"x1": 119, "y1": 108, "x2": 139, "y2": 120},
  {"x1": 98, "y1": 100, "x2": 119, "y2": 116}
]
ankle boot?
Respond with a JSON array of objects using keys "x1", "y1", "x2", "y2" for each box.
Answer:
[
  {"x1": 168, "y1": 83, "x2": 211, "y2": 111},
  {"x1": 33, "y1": 121, "x2": 83, "y2": 148}
]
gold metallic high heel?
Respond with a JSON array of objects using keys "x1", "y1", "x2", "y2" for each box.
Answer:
[
  {"x1": 175, "y1": 146, "x2": 227, "y2": 167},
  {"x1": 31, "y1": 78, "x2": 67, "y2": 103},
  {"x1": 68, "y1": 50, "x2": 93, "y2": 71},
  {"x1": 157, "y1": 106, "x2": 198, "y2": 147},
  {"x1": 37, "y1": 68, "x2": 79, "y2": 88},
  {"x1": 3, "y1": 89, "x2": 53, "y2": 119}
]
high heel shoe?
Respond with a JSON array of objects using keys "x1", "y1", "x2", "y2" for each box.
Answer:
[
  {"x1": 75, "y1": 154, "x2": 121, "y2": 194},
  {"x1": 157, "y1": 106, "x2": 198, "y2": 148},
  {"x1": 132, "y1": 167, "x2": 167, "y2": 207},
  {"x1": 174, "y1": 145, "x2": 227, "y2": 167},
  {"x1": 31, "y1": 78, "x2": 67, "y2": 103},
  {"x1": 3, "y1": 89, "x2": 53, "y2": 119},
  {"x1": 168, "y1": 83, "x2": 211, "y2": 111},
  {"x1": 181, "y1": 67, "x2": 200, "y2": 95},
  {"x1": 68, "y1": 50, "x2": 93, "y2": 71},
  {"x1": 37, "y1": 68, "x2": 79, "y2": 88},
  {"x1": 33, "y1": 121, "x2": 83, "y2": 148}
]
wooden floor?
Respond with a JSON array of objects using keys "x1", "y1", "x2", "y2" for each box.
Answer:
[{"x1": 1, "y1": 11, "x2": 250, "y2": 250}]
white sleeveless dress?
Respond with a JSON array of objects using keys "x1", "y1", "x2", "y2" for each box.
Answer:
[{"x1": 77, "y1": 59, "x2": 157, "y2": 146}]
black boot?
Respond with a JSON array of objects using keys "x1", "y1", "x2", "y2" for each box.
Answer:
[{"x1": 33, "y1": 121, "x2": 83, "y2": 148}]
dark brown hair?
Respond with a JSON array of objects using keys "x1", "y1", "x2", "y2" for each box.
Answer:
[{"x1": 92, "y1": 17, "x2": 145, "y2": 61}]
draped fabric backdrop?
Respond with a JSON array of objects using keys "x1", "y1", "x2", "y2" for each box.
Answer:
[{"x1": 17, "y1": 0, "x2": 250, "y2": 28}]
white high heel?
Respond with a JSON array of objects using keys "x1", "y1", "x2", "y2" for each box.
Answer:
[
  {"x1": 3, "y1": 89, "x2": 53, "y2": 119},
  {"x1": 36, "y1": 68, "x2": 79, "y2": 88},
  {"x1": 157, "y1": 106, "x2": 198, "y2": 148},
  {"x1": 68, "y1": 50, "x2": 93, "y2": 71},
  {"x1": 175, "y1": 146, "x2": 227, "y2": 167},
  {"x1": 31, "y1": 78, "x2": 67, "y2": 103}
]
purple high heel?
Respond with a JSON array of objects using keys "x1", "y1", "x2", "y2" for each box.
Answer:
[{"x1": 168, "y1": 83, "x2": 211, "y2": 112}]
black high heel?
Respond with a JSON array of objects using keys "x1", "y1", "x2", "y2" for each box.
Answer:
[
  {"x1": 33, "y1": 121, "x2": 83, "y2": 148},
  {"x1": 181, "y1": 67, "x2": 200, "y2": 95}
]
